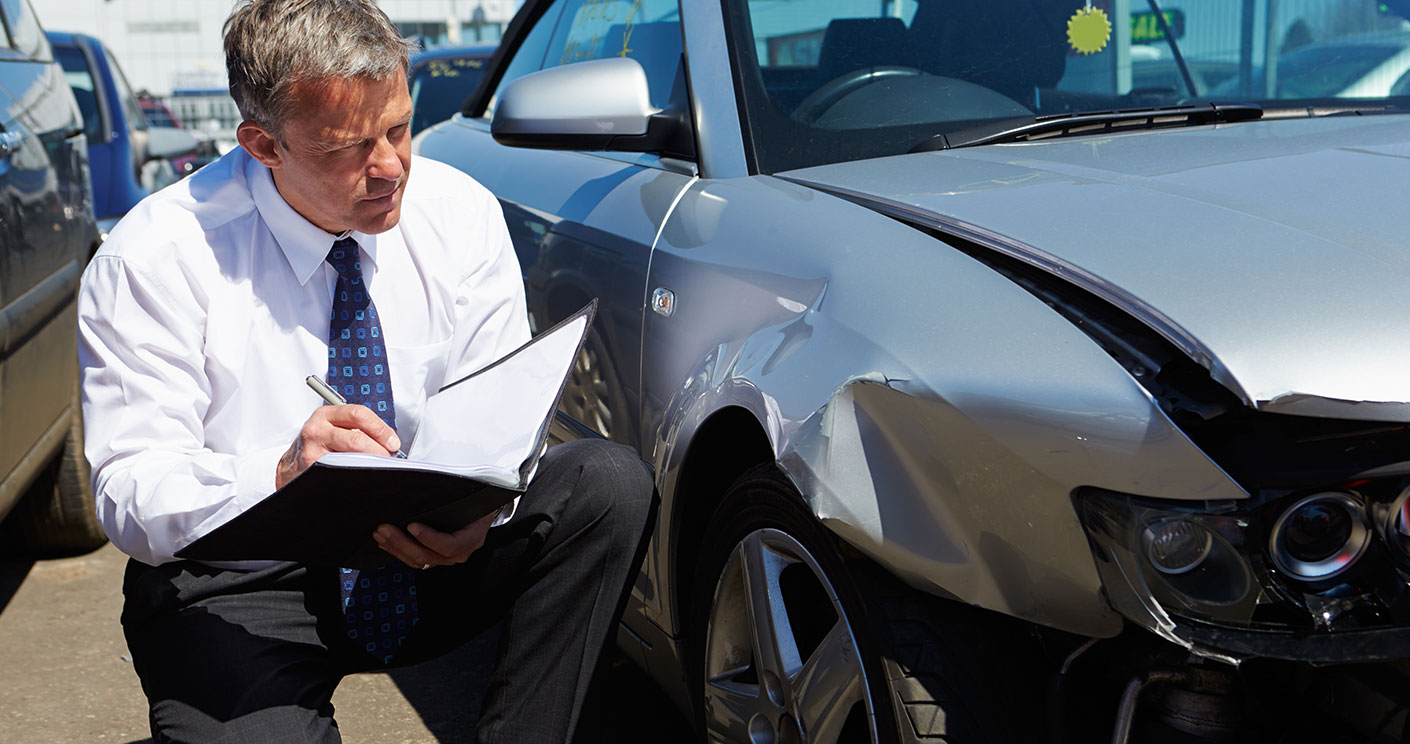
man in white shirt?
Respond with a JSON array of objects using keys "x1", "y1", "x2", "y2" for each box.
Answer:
[{"x1": 76, "y1": 1, "x2": 652, "y2": 741}]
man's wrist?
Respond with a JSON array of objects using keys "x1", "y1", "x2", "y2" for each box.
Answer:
[{"x1": 237, "y1": 442, "x2": 289, "y2": 502}]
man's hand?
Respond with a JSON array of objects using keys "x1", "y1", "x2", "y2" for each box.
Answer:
[
  {"x1": 373, "y1": 512, "x2": 497, "y2": 569},
  {"x1": 275, "y1": 404, "x2": 401, "y2": 489}
]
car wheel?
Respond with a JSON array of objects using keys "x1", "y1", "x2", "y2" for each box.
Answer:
[
  {"x1": 561, "y1": 326, "x2": 630, "y2": 441},
  {"x1": 1, "y1": 392, "x2": 106, "y2": 556},
  {"x1": 691, "y1": 465, "x2": 1042, "y2": 744}
]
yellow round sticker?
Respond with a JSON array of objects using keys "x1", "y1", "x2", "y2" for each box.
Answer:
[{"x1": 1067, "y1": 7, "x2": 1112, "y2": 55}]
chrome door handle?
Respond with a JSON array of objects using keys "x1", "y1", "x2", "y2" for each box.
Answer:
[{"x1": 0, "y1": 131, "x2": 24, "y2": 157}]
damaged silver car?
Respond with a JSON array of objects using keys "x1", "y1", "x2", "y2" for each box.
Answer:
[{"x1": 414, "y1": 0, "x2": 1410, "y2": 741}]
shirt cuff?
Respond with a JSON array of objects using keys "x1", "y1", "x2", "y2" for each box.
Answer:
[{"x1": 235, "y1": 442, "x2": 288, "y2": 508}]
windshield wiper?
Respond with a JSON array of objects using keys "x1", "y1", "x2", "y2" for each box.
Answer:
[{"x1": 910, "y1": 103, "x2": 1264, "y2": 153}]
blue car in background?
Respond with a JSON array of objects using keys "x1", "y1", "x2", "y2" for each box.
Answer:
[
  {"x1": 47, "y1": 31, "x2": 196, "y2": 237},
  {"x1": 409, "y1": 43, "x2": 497, "y2": 136}
]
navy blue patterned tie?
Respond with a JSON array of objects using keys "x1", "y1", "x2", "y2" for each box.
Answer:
[{"x1": 326, "y1": 237, "x2": 418, "y2": 663}]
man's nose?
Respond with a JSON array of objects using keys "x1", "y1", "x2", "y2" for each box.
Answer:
[{"x1": 367, "y1": 137, "x2": 403, "y2": 182}]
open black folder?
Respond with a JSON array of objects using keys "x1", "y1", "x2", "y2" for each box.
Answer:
[{"x1": 175, "y1": 301, "x2": 597, "y2": 569}]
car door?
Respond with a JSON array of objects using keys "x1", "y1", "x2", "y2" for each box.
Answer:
[
  {"x1": 417, "y1": 0, "x2": 696, "y2": 451},
  {"x1": 0, "y1": 0, "x2": 92, "y2": 507}
]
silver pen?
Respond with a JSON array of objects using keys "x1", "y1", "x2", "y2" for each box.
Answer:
[{"x1": 305, "y1": 375, "x2": 409, "y2": 459}]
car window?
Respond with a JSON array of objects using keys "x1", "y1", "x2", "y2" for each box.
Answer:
[
  {"x1": 54, "y1": 44, "x2": 103, "y2": 142},
  {"x1": 104, "y1": 47, "x2": 148, "y2": 133},
  {"x1": 486, "y1": 0, "x2": 684, "y2": 116},
  {"x1": 542, "y1": 0, "x2": 683, "y2": 109},
  {"x1": 410, "y1": 55, "x2": 489, "y2": 134},
  {"x1": 486, "y1": 2, "x2": 567, "y2": 116},
  {"x1": 0, "y1": 0, "x2": 43, "y2": 58}
]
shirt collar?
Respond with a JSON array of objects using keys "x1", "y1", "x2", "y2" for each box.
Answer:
[{"x1": 246, "y1": 154, "x2": 379, "y2": 286}]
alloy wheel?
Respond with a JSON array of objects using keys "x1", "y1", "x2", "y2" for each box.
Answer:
[
  {"x1": 563, "y1": 340, "x2": 612, "y2": 437},
  {"x1": 703, "y1": 527, "x2": 878, "y2": 744}
]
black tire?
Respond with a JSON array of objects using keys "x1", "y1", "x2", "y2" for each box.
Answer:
[
  {"x1": 689, "y1": 465, "x2": 1044, "y2": 744},
  {"x1": 1, "y1": 397, "x2": 106, "y2": 556}
]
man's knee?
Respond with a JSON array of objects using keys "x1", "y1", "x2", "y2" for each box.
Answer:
[{"x1": 552, "y1": 439, "x2": 655, "y2": 535}]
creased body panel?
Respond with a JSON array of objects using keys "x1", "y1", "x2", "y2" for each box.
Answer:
[
  {"x1": 646, "y1": 176, "x2": 1244, "y2": 636},
  {"x1": 783, "y1": 116, "x2": 1410, "y2": 421}
]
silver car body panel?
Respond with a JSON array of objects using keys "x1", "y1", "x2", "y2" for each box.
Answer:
[
  {"x1": 415, "y1": 111, "x2": 698, "y2": 669},
  {"x1": 642, "y1": 174, "x2": 1246, "y2": 639},
  {"x1": 781, "y1": 115, "x2": 1410, "y2": 422}
]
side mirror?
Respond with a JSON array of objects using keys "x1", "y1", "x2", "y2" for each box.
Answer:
[
  {"x1": 145, "y1": 126, "x2": 199, "y2": 161},
  {"x1": 491, "y1": 57, "x2": 689, "y2": 158}
]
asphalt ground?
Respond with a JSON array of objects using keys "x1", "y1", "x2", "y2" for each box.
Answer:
[{"x1": 0, "y1": 541, "x2": 694, "y2": 743}]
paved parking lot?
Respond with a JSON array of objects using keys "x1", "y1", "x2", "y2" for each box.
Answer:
[{"x1": 0, "y1": 541, "x2": 691, "y2": 743}]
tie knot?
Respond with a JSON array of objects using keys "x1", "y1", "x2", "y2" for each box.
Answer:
[{"x1": 326, "y1": 238, "x2": 364, "y2": 283}]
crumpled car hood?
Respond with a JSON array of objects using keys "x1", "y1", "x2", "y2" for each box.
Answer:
[{"x1": 781, "y1": 115, "x2": 1410, "y2": 421}]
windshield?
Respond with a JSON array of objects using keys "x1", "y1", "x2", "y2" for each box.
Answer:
[{"x1": 724, "y1": 0, "x2": 1410, "y2": 172}]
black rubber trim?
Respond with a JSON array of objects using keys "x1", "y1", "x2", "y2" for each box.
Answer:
[{"x1": 0, "y1": 259, "x2": 79, "y2": 359}]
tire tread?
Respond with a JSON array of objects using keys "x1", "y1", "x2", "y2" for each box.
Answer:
[
  {"x1": 1, "y1": 405, "x2": 106, "y2": 557},
  {"x1": 855, "y1": 562, "x2": 1048, "y2": 744}
]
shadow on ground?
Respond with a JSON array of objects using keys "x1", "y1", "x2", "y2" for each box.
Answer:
[{"x1": 0, "y1": 557, "x2": 32, "y2": 615}]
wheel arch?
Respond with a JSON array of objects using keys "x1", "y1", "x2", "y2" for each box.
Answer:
[{"x1": 666, "y1": 405, "x2": 774, "y2": 636}]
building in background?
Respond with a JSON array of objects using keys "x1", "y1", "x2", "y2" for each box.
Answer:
[{"x1": 34, "y1": 0, "x2": 518, "y2": 147}]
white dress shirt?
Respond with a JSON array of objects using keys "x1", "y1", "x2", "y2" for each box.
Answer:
[{"x1": 78, "y1": 147, "x2": 530, "y2": 568}]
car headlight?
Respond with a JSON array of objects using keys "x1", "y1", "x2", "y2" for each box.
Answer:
[
  {"x1": 1268, "y1": 491, "x2": 1370, "y2": 581},
  {"x1": 1076, "y1": 482, "x2": 1410, "y2": 660},
  {"x1": 1374, "y1": 485, "x2": 1410, "y2": 567},
  {"x1": 1079, "y1": 490, "x2": 1261, "y2": 633}
]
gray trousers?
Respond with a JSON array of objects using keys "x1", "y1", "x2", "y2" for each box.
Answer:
[{"x1": 120, "y1": 439, "x2": 655, "y2": 744}]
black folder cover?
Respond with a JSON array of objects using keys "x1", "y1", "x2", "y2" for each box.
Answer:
[{"x1": 175, "y1": 301, "x2": 596, "y2": 568}]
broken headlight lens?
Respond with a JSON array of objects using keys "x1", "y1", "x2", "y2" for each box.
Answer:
[
  {"x1": 1079, "y1": 490, "x2": 1261, "y2": 630},
  {"x1": 1145, "y1": 518, "x2": 1212, "y2": 575},
  {"x1": 1077, "y1": 484, "x2": 1410, "y2": 646}
]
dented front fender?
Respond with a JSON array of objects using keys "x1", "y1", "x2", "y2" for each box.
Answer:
[{"x1": 645, "y1": 177, "x2": 1247, "y2": 638}]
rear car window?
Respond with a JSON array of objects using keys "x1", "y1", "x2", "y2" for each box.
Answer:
[{"x1": 54, "y1": 44, "x2": 103, "y2": 142}]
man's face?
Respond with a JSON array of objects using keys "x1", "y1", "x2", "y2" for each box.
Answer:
[{"x1": 241, "y1": 68, "x2": 413, "y2": 235}]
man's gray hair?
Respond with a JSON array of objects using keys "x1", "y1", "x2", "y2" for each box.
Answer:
[{"x1": 224, "y1": 0, "x2": 417, "y2": 136}]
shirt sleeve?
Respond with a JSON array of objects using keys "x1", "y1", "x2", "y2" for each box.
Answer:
[
  {"x1": 444, "y1": 190, "x2": 532, "y2": 383},
  {"x1": 78, "y1": 256, "x2": 286, "y2": 566},
  {"x1": 444, "y1": 187, "x2": 533, "y2": 528}
]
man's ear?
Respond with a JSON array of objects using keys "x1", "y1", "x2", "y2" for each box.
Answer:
[{"x1": 237, "y1": 120, "x2": 283, "y2": 168}]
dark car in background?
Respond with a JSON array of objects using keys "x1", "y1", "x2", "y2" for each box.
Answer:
[
  {"x1": 409, "y1": 43, "x2": 496, "y2": 136},
  {"x1": 47, "y1": 31, "x2": 196, "y2": 238},
  {"x1": 137, "y1": 95, "x2": 179, "y2": 128},
  {"x1": 0, "y1": 0, "x2": 104, "y2": 554}
]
